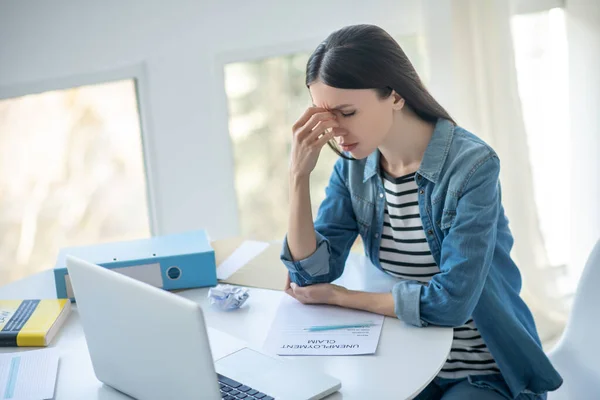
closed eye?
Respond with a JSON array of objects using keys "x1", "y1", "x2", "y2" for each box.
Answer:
[{"x1": 341, "y1": 111, "x2": 356, "y2": 117}]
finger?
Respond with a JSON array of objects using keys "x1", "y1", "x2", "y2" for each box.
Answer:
[
  {"x1": 313, "y1": 128, "x2": 337, "y2": 149},
  {"x1": 284, "y1": 274, "x2": 291, "y2": 290},
  {"x1": 286, "y1": 288, "x2": 306, "y2": 304},
  {"x1": 285, "y1": 287, "x2": 296, "y2": 298},
  {"x1": 291, "y1": 283, "x2": 310, "y2": 299},
  {"x1": 297, "y1": 112, "x2": 336, "y2": 139},
  {"x1": 292, "y1": 107, "x2": 327, "y2": 131},
  {"x1": 290, "y1": 282, "x2": 301, "y2": 295},
  {"x1": 305, "y1": 120, "x2": 339, "y2": 143}
]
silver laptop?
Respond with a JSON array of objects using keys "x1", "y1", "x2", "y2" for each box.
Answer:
[{"x1": 65, "y1": 255, "x2": 341, "y2": 400}]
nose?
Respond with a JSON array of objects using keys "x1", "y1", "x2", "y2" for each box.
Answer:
[{"x1": 331, "y1": 127, "x2": 348, "y2": 137}]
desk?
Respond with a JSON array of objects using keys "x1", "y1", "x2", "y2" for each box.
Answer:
[{"x1": 0, "y1": 254, "x2": 452, "y2": 399}]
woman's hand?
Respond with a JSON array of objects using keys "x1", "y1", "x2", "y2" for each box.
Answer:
[
  {"x1": 289, "y1": 107, "x2": 340, "y2": 179},
  {"x1": 285, "y1": 273, "x2": 347, "y2": 305},
  {"x1": 284, "y1": 274, "x2": 397, "y2": 317}
]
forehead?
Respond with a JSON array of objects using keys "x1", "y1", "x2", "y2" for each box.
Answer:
[{"x1": 309, "y1": 81, "x2": 377, "y2": 109}]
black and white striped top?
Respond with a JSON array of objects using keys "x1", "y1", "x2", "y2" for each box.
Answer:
[{"x1": 379, "y1": 171, "x2": 500, "y2": 380}]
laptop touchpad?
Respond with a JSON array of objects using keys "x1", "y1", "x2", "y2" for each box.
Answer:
[
  {"x1": 206, "y1": 327, "x2": 247, "y2": 361},
  {"x1": 215, "y1": 348, "x2": 340, "y2": 399}
]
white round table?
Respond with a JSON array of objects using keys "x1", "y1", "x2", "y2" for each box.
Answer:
[{"x1": 0, "y1": 254, "x2": 452, "y2": 399}]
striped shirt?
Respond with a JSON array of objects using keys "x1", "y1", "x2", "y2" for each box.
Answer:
[{"x1": 379, "y1": 170, "x2": 500, "y2": 379}]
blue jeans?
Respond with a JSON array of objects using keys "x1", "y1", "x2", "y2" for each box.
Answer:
[{"x1": 414, "y1": 377, "x2": 546, "y2": 400}]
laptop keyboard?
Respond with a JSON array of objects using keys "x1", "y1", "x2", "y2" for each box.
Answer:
[{"x1": 218, "y1": 374, "x2": 275, "y2": 400}]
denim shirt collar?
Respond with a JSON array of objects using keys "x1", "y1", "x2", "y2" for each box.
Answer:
[
  {"x1": 363, "y1": 150, "x2": 380, "y2": 183},
  {"x1": 363, "y1": 118, "x2": 456, "y2": 184}
]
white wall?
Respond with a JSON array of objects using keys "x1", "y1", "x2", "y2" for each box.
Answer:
[
  {"x1": 566, "y1": 0, "x2": 600, "y2": 277},
  {"x1": 0, "y1": 0, "x2": 420, "y2": 239},
  {"x1": 419, "y1": 0, "x2": 456, "y2": 113}
]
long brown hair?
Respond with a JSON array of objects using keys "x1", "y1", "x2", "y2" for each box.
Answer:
[{"x1": 306, "y1": 24, "x2": 454, "y2": 158}]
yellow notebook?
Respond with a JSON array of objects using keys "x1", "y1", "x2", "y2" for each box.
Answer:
[{"x1": 0, "y1": 299, "x2": 72, "y2": 347}]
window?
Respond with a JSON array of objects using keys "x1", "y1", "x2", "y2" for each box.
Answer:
[
  {"x1": 225, "y1": 36, "x2": 425, "y2": 244},
  {"x1": 0, "y1": 80, "x2": 151, "y2": 285},
  {"x1": 510, "y1": 8, "x2": 571, "y2": 281}
]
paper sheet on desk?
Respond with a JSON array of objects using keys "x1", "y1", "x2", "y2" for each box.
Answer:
[
  {"x1": 264, "y1": 295, "x2": 384, "y2": 356},
  {"x1": 212, "y1": 238, "x2": 288, "y2": 291},
  {"x1": 0, "y1": 348, "x2": 59, "y2": 400},
  {"x1": 216, "y1": 240, "x2": 269, "y2": 280}
]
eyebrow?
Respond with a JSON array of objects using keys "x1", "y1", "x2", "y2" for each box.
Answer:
[{"x1": 312, "y1": 103, "x2": 354, "y2": 111}]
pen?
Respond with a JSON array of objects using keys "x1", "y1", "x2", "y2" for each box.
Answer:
[{"x1": 304, "y1": 323, "x2": 376, "y2": 332}]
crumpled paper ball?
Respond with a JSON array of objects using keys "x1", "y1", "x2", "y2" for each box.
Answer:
[{"x1": 207, "y1": 284, "x2": 249, "y2": 310}]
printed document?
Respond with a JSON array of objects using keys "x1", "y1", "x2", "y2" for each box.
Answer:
[
  {"x1": 0, "y1": 348, "x2": 59, "y2": 400},
  {"x1": 264, "y1": 295, "x2": 384, "y2": 356}
]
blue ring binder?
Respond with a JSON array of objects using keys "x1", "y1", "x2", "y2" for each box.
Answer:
[{"x1": 53, "y1": 229, "x2": 217, "y2": 301}]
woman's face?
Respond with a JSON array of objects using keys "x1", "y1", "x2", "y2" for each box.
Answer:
[{"x1": 309, "y1": 81, "x2": 403, "y2": 159}]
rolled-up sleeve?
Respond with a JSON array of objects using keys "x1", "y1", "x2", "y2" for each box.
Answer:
[
  {"x1": 281, "y1": 232, "x2": 333, "y2": 286},
  {"x1": 280, "y1": 159, "x2": 359, "y2": 287},
  {"x1": 392, "y1": 281, "x2": 425, "y2": 326}
]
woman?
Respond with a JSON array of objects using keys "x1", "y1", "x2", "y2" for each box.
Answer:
[{"x1": 280, "y1": 24, "x2": 562, "y2": 399}]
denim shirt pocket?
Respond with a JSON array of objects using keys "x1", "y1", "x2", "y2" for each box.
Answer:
[
  {"x1": 438, "y1": 193, "x2": 458, "y2": 235},
  {"x1": 350, "y1": 193, "x2": 373, "y2": 237},
  {"x1": 439, "y1": 209, "x2": 456, "y2": 232}
]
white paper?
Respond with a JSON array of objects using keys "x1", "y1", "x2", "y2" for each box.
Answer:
[
  {"x1": 0, "y1": 348, "x2": 59, "y2": 400},
  {"x1": 264, "y1": 295, "x2": 384, "y2": 356},
  {"x1": 216, "y1": 240, "x2": 269, "y2": 280}
]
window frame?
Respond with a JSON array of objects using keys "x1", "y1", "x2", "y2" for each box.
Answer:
[{"x1": 0, "y1": 64, "x2": 159, "y2": 236}]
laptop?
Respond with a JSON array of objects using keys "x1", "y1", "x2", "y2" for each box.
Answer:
[{"x1": 65, "y1": 255, "x2": 341, "y2": 400}]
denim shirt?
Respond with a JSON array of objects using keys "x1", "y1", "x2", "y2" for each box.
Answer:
[{"x1": 280, "y1": 119, "x2": 562, "y2": 398}]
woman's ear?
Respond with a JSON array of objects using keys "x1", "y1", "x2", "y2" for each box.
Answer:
[{"x1": 391, "y1": 91, "x2": 405, "y2": 111}]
